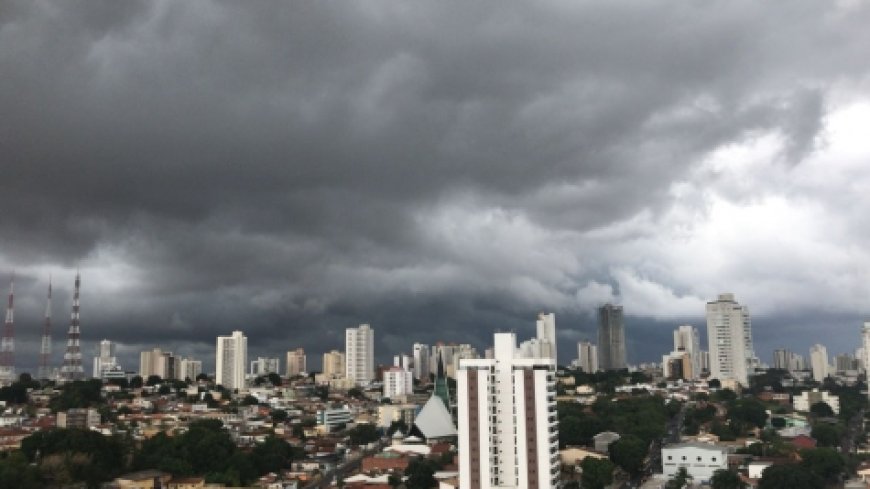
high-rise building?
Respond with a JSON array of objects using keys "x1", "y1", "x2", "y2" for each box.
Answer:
[
  {"x1": 93, "y1": 340, "x2": 119, "y2": 379},
  {"x1": 835, "y1": 353, "x2": 857, "y2": 373},
  {"x1": 706, "y1": 293, "x2": 753, "y2": 386},
  {"x1": 139, "y1": 347, "x2": 177, "y2": 380},
  {"x1": 673, "y1": 325, "x2": 701, "y2": 378},
  {"x1": 250, "y1": 357, "x2": 280, "y2": 376},
  {"x1": 576, "y1": 341, "x2": 598, "y2": 373},
  {"x1": 346, "y1": 324, "x2": 374, "y2": 385},
  {"x1": 383, "y1": 366, "x2": 413, "y2": 399},
  {"x1": 773, "y1": 349, "x2": 790, "y2": 370},
  {"x1": 216, "y1": 331, "x2": 247, "y2": 390},
  {"x1": 457, "y1": 332, "x2": 559, "y2": 489},
  {"x1": 286, "y1": 348, "x2": 307, "y2": 377},
  {"x1": 322, "y1": 350, "x2": 345, "y2": 376},
  {"x1": 598, "y1": 304, "x2": 626, "y2": 370},
  {"x1": 393, "y1": 354, "x2": 412, "y2": 370},
  {"x1": 178, "y1": 357, "x2": 202, "y2": 381},
  {"x1": 536, "y1": 312, "x2": 557, "y2": 365},
  {"x1": 412, "y1": 343, "x2": 430, "y2": 382},
  {"x1": 810, "y1": 344, "x2": 829, "y2": 381}
]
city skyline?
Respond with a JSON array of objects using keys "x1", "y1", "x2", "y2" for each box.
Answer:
[{"x1": 3, "y1": 2, "x2": 870, "y2": 376}]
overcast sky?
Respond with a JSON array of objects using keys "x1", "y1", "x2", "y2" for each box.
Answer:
[{"x1": 2, "y1": 0, "x2": 870, "y2": 373}]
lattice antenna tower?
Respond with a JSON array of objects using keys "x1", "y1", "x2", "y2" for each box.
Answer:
[
  {"x1": 61, "y1": 272, "x2": 84, "y2": 381},
  {"x1": 0, "y1": 276, "x2": 14, "y2": 383},
  {"x1": 39, "y1": 278, "x2": 53, "y2": 380}
]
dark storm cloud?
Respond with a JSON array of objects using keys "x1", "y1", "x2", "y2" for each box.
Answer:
[{"x1": 2, "y1": 0, "x2": 870, "y2": 371}]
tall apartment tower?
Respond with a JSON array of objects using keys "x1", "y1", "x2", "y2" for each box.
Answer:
[
  {"x1": 458, "y1": 332, "x2": 559, "y2": 489},
  {"x1": 139, "y1": 347, "x2": 177, "y2": 379},
  {"x1": 216, "y1": 331, "x2": 247, "y2": 390},
  {"x1": 412, "y1": 343, "x2": 431, "y2": 382},
  {"x1": 598, "y1": 304, "x2": 626, "y2": 370},
  {"x1": 809, "y1": 344, "x2": 829, "y2": 381},
  {"x1": 673, "y1": 325, "x2": 701, "y2": 379},
  {"x1": 322, "y1": 350, "x2": 345, "y2": 377},
  {"x1": 93, "y1": 340, "x2": 118, "y2": 378},
  {"x1": 178, "y1": 358, "x2": 202, "y2": 380},
  {"x1": 286, "y1": 348, "x2": 307, "y2": 377},
  {"x1": 706, "y1": 293, "x2": 753, "y2": 386},
  {"x1": 536, "y1": 312, "x2": 557, "y2": 365},
  {"x1": 346, "y1": 324, "x2": 374, "y2": 385},
  {"x1": 577, "y1": 341, "x2": 598, "y2": 373}
]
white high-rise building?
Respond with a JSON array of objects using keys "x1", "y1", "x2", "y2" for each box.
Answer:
[
  {"x1": 412, "y1": 343, "x2": 430, "y2": 382},
  {"x1": 383, "y1": 366, "x2": 414, "y2": 399},
  {"x1": 706, "y1": 293, "x2": 753, "y2": 386},
  {"x1": 322, "y1": 350, "x2": 345, "y2": 377},
  {"x1": 346, "y1": 324, "x2": 374, "y2": 385},
  {"x1": 810, "y1": 344, "x2": 829, "y2": 381},
  {"x1": 286, "y1": 348, "x2": 307, "y2": 377},
  {"x1": 216, "y1": 331, "x2": 247, "y2": 390},
  {"x1": 178, "y1": 357, "x2": 202, "y2": 381},
  {"x1": 92, "y1": 340, "x2": 119, "y2": 379},
  {"x1": 458, "y1": 332, "x2": 559, "y2": 489},
  {"x1": 674, "y1": 325, "x2": 701, "y2": 379},
  {"x1": 576, "y1": 341, "x2": 598, "y2": 373},
  {"x1": 536, "y1": 312, "x2": 557, "y2": 365},
  {"x1": 250, "y1": 357, "x2": 280, "y2": 376}
]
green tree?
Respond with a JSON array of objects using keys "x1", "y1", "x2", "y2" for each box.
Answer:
[
  {"x1": 130, "y1": 375, "x2": 144, "y2": 388},
  {"x1": 799, "y1": 448, "x2": 844, "y2": 483},
  {"x1": 0, "y1": 451, "x2": 44, "y2": 489},
  {"x1": 267, "y1": 372, "x2": 282, "y2": 386},
  {"x1": 21, "y1": 428, "x2": 129, "y2": 487},
  {"x1": 146, "y1": 375, "x2": 162, "y2": 386},
  {"x1": 810, "y1": 401, "x2": 835, "y2": 418},
  {"x1": 241, "y1": 394, "x2": 259, "y2": 406},
  {"x1": 271, "y1": 409, "x2": 288, "y2": 423},
  {"x1": 580, "y1": 457, "x2": 614, "y2": 489},
  {"x1": 811, "y1": 423, "x2": 842, "y2": 448},
  {"x1": 608, "y1": 434, "x2": 647, "y2": 476},
  {"x1": 251, "y1": 436, "x2": 294, "y2": 474},
  {"x1": 710, "y1": 469, "x2": 743, "y2": 489},
  {"x1": 49, "y1": 380, "x2": 104, "y2": 412},
  {"x1": 758, "y1": 464, "x2": 821, "y2": 489},
  {"x1": 405, "y1": 458, "x2": 437, "y2": 489},
  {"x1": 666, "y1": 467, "x2": 691, "y2": 489},
  {"x1": 728, "y1": 398, "x2": 768, "y2": 432},
  {"x1": 347, "y1": 424, "x2": 380, "y2": 446}
]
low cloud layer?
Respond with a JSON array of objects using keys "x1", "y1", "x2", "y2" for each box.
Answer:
[{"x1": 2, "y1": 1, "x2": 870, "y2": 372}]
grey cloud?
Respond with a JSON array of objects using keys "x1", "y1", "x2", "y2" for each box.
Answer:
[{"x1": 2, "y1": 0, "x2": 870, "y2": 371}]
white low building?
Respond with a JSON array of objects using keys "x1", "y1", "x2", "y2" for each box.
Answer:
[{"x1": 661, "y1": 442, "x2": 728, "y2": 482}]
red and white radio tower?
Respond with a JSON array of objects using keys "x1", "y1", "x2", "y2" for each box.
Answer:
[
  {"x1": 61, "y1": 272, "x2": 84, "y2": 381},
  {"x1": 38, "y1": 278, "x2": 53, "y2": 380},
  {"x1": 0, "y1": 277, "x2": 15, "y2": 384}
]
